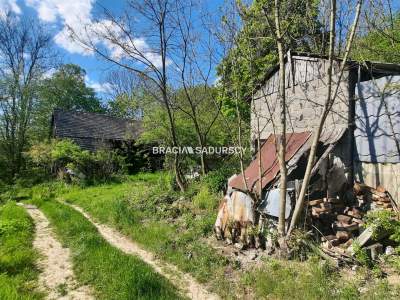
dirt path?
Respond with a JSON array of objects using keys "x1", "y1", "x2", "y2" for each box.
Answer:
[
  {"x1": 66, "y1": 202, "x2": 220, "y2": 300},
  {"x1": 22, "y1": 204, "x2": 94, "y2": 300}
]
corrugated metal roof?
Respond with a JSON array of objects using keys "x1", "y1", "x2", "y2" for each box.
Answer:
[
  {"x1": 229, "y1": 132, "x2": 312, "y2": 193},
  {"x1": 355, "y1": 75, "x2": 400, "y2": 163}
]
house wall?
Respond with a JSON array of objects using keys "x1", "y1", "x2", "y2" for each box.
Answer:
[{"x1": 251, "y1": 57, "x2": 350, "y2": 142}]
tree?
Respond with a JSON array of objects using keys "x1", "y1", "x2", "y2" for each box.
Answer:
[
  {"x1": 217, "y1": 0, "x2": 322, "y2": 121},
  {"x1": 105, "y1": 69, "x2": 143, "y2": 119},
  {"x1": 0, "y1": 13, "x2": 54, "y2": 179},
  {"x1": 32, "y1": 64, "x2": 104, "y2": 141},
  {"x1": 289, "y1": 0, "x2": 363, "y2": 234},
  {"x1": 352, "y1": 3, "x2": 400, "y2": 63},
  {"x1": 173, "y1": 1, "x2": 223, "y2": 175},
  {"x1": 68, "y1": 0, "x2": 188, "y2": 191}
]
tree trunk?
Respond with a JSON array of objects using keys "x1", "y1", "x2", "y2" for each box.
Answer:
[
  {"x1": 274, "y1": 0, "x2": 288, "y2": 237},
  {"x1": 288, "y1": 0, "x2": 363, "y2": 234}
]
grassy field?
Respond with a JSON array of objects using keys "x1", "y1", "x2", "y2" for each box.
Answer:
[
  {"x1": 4, "y1": 172, "x2": 400, "y2": 299},
  {"x1": 0, "y1": 202, "x2": 42, "y2": 300},
  {"x1": 29, "y1": 197, "x2": 182, "y2": 300},
  {"x1": 55, "y1": 173, "x2": 233, "y2": 294}
]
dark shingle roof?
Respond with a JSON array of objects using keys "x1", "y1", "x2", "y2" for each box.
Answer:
[{"x1": 52, "y1": 109, "x2": 142, "y2": 141}]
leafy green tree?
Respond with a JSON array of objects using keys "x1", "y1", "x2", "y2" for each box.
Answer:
[
  {"x1": 0, "y1": 13, "x2": 54, "y2": 180},
  {"x1": 352, "y1": 13, "x2": 400, "y2": 63},
  {"x1": 217, "y1": 0, "x2": 322, "y2": 120},
  {"x1": 139, "y1": 86, "x2": 235, "y2": 173},
  {"x1": 32, "y1": 64, "x2": 104, "y2": 141}
]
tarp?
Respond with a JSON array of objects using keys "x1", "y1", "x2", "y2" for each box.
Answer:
[{"x1": 229, "y1": 132, "x2": 312, "y2": 193}]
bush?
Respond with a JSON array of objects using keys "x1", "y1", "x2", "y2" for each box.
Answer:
[
  {"x1": 27, "y1": 139, "x2": 126, "y2": 184},
  {"x1": 202, "y1": 162, "x2": 239, "y2": 194},
  {"x1": 364, "y1": 210, "x2": 400, "y2": 244},
  {"x1": 192, "y1": 186, "x2": 219, "y2": 211}
]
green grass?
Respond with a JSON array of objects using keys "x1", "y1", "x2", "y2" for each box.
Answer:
[
  {"x1": 31, "y1": 198, "x2": 182, "y2": 300},
  {"x1": 242, "y1": 257, "x2": 400, "y2": 300},
  {"x1": 10, "y1": 172, "x2": 400, "y2": 299},
  {"x1": 56, "y1": 173, "x2": 229, "y2": 287},
  {"x1": 0, "y1": 202, "x2": 42, "y2": 300}
]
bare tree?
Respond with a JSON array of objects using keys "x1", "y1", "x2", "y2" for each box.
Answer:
[
  {"x1": 172, "y1": 1, "x2": 222, "y2": 176},
  {"x1": 289, "y1": 0, "x2": 363, "y2": 234},
  {"x1": 69, "y1": 0, "x2": 187, "y2": 191},
  {"x1": 0, "y1": 12, "x2": 54, "y2": 178},
  {"x1": 266, "y1": 0, "x2": 289, "y2": 238},
  {"x1": 104, "y1": 69, "x2": 144, "y2": 119}
]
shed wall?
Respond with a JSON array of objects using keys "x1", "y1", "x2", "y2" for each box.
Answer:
[
  {"x1": 355, "y1": 75, "x2": 400, "y2": 163},
  {"x1": 251, "y1": 58, "x2": 349, "y2": 142}
]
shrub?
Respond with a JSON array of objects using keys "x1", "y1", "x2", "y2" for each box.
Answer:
[
  {"x1": 202, "y1": 162, "x2": 239, "y2": 194},
  {"x1": 27, "y1": 139, "x2": 126, "y2": 184},
  {"x1": 364, "y1": 210, "x2": 400, "y2": 243},
  {"x1": 192, "y1": 186, "x2": 218, "y2": 211}
]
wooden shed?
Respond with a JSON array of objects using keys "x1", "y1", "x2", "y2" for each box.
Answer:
[{"x1": 248, "y1": 51, "x2": 400, "y2": 201}]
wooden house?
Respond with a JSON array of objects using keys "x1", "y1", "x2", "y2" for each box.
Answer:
[{"x1": 51, "y1": 109, "x2": 142, "y2": 151}]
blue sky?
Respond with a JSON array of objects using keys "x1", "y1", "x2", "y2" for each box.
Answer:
[
  {"x1": 1, "y1": 0, "x2": 399, "y2": 100},
  {"x1": 0, "y1": 0, "x2": 224, "y2": 99}
]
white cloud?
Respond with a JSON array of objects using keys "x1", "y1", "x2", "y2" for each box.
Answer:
[
  {"x1": 85, "y1": 75, "x2": 112, "y2": 94},
  {"x1": 25, "y1": 0, "x2": 167, "y2": 69},
  {"x1": 0, "y1": 0, "x2": 21, "y2": 18},
  {"x1": 54, "y1": 26, "x2": 93, "y2": 55},
  {"x1": 26, "y1": 0, "x2": 94, "y2": 55}
]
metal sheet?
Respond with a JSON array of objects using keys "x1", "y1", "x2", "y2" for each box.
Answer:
[
  {"x1": 229, "y1": 132, "x2": 312, "y2": 193},
  {"x1": 258, "y1": 188, "x2": 292, "y2": 219},
  {"x1": 355, "y1": 75, "x2": 400, "y2": 163}
]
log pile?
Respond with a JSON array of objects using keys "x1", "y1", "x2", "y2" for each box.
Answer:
[
  {"x1": 354, "y1": 183, "x2": 398, "y2": 212},
  {"x1": 307, "y1": 182, "x2": 398, "y2": 264}
]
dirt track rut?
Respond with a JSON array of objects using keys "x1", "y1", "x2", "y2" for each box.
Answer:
[
  {"x1": 66, "y1": 202, "x2": 220, "y2": 300},
  {"x1": 22, "y1": 204, "x2": 93, "y2": 300}
]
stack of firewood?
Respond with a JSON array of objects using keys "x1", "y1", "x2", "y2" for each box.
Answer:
[
  {"x1": 354, "y1": 183, "x2": 395, "y2": 211},
  {"x1": 307, "y1": 182, "x2": 398, "y2": 264},
  {"x1": 307, "y1": 197, "x2": 362, "y2": 249}
]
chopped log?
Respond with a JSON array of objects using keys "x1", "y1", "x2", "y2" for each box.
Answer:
[
  {"x1": 337, "y1": 215, "x2": 352, "y2": 224},
  {"x1": 353, "y1": 182, "x2": 364, "y2": 195},
  {"x1": 321, "y1": 235, "x2": 337, "y2": 242},
  {"x1": 376, "y1": 185, "x2": 386, "y2": 193},
  {"x1": 352, "y1": 218, "x2": 365, "y2": 226},
  {"x1": 336, "y1": 231, "x2": 351, "y2": 242},
  {"x1": 312, "y1": 206, "x2": 332, "y2": 215},
  {"x1": 342, "y1": 239, "x2": 353, "y2": 248},
  {"x1": 334, "y1": 222, "x2": 359, "y2": 232},
  {"x1": 346, "y1": 208, "x2": 362, "y2": 219},
  {"x1": 308, "y1": 199, "x2": 324, "y2": 206},
  {"x1": 370, "y1": 190, "x2": 387, "y2": 198}
]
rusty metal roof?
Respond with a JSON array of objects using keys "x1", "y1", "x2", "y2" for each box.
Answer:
[{"x1": 229, "y1": 132, "x2": 312, "y2": 193}]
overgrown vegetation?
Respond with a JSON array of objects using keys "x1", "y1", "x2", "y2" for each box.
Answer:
[
  {"x1": 5, "y1": 173, "x2": 398, "y2": 299},
  {"x1": 0, "y1": 202, "x2": 42, "y2": 300},
  {"x1": 27, "y1": 139, "x2": 126, "y2": 184}
]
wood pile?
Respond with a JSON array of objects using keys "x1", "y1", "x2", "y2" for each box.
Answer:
[
  {"x1": 307, "y1": 182, "x2": 398, "y2": 264},
  {"x1": 354, "y1": 183, "x2": 398, "y2": 212}
]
